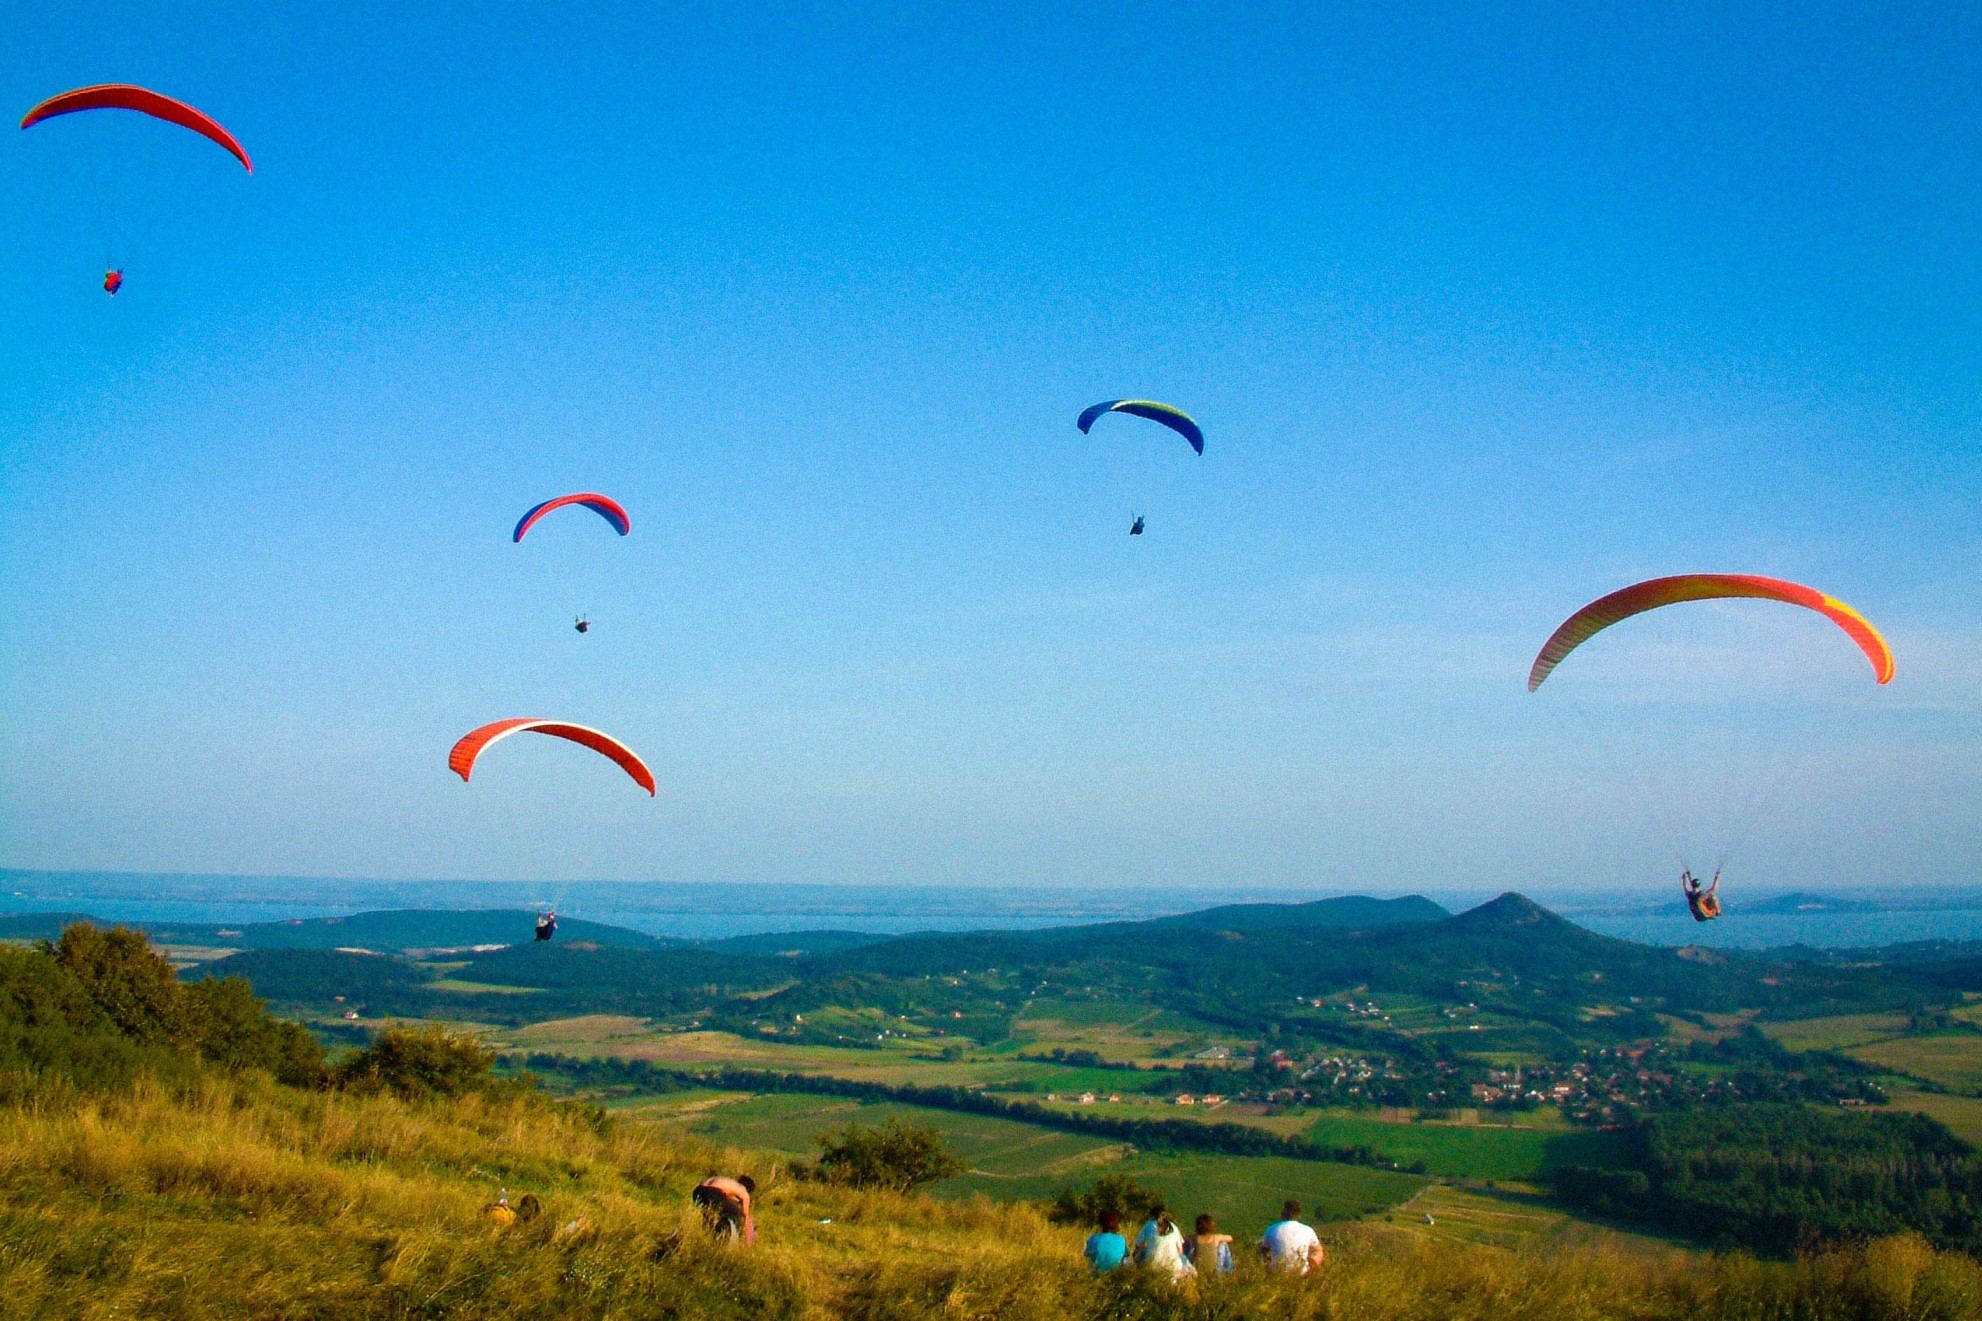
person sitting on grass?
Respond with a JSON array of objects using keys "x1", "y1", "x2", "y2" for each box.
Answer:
[
  {"x1": 692, "y1": 1174, "x2": 755, "y2": 1245},
  {"x1": 1260, "y1": 1199, "x2": 1323, "y2": 1275},
  {"x1": 1185, "y1": 1213, "x2": 1234, "y2": 1275},
  {"x1": 1134, "y1": 1204, "x2": 1193, "y2": 1279},
  {"x1": 1084, "y1": 1209, "x2": 1128, "y2": 1272}
]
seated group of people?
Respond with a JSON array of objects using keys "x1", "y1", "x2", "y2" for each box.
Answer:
[{"x1": 1085, "y1": 1199, "x2": 1324, "y2": 1279}]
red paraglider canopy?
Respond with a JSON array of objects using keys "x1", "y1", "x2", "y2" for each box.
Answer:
[
  {"x1": 21, "y1": 85, "x2": 252, "y2": 172},
  {"x1": 513, "y1": 493, "x2": 631, "y2": 543},
  {"x1": 448, "y1": 719, "x2": 655, "y2": 796}
]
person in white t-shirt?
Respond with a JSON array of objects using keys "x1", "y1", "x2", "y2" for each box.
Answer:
[
  {"x1": 1259, "y1": 1200, "x2": 1323, "y2": 1275},
  {"x1": 1133, "y1": 1205, "x2": 1194, "y2": 1279}
]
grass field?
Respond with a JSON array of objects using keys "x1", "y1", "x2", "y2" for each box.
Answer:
[
  {"x1": 1885, "y1": 1088, "x2": 1982, "y2": 1145},
  {"x1": 519, "y1": 1020, "x2": 1173, "y2": 1094},
  {"x1": 1761, "y1": 1013, "x2": 1912, "y2": 1052},
  {"x1": 657, "y1": 1091, "x2": 1426, "y2": 1238},
  {"x1": 1850, "y1": 1034, "x2": 1982, "y2": 1094},
  {"x1": 1304, "y1": 1113, "x2": 1633, "y2": 1183},
  {"x1": 1369, "y1": 1184, "x2": 1678, "y2": 1255}
]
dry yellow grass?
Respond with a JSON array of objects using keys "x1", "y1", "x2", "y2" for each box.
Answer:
[{"x1": 3, "y1": 1072, "x2": 1981, "y2": 1319}]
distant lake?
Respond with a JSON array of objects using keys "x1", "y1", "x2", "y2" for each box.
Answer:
[
  {"x1": 1569, "y1": 908, "x2": 1982, "y2": 950},
  {"x1": 8, "y1": 869, "x2": 1982, "y2": 952}
]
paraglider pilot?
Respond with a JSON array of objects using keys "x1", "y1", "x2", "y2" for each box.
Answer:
[
  {"x1": 103, "y1": 268, "x2": 123, "y2": 296},
  {"x1": 1682, "y1": 870, "x2": 1721, "y2": 923},
  {"x1": 1129, "y1": 516, "x2": 1144, "y2": 536},
  {"x1": 535, "y1": 910, "x2": 557, "y2": 942},
  {"x1": 574, "y1": 617, "x2": 590, "y2": 634}
]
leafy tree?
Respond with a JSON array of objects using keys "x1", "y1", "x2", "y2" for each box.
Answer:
[
  {"x1": 1048, "y1": 1172, "x2": 1166, "y2": 1226},
  {"x1": 53, "y1": 925, "x2": 194, "y2": 1045},
  {"x1": 813, "y1": 1118, "x2": 962, "y2": 1192}
]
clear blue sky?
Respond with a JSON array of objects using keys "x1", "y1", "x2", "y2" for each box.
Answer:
[{"x1": 3, "y1": 3, "x2": 1977, "y2": 895}]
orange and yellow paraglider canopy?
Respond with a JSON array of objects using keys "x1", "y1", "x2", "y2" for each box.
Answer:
[{"x1": 1528, "y1": 574, "x2": 1893, "y2": 691}]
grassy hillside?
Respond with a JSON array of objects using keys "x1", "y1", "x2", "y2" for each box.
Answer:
[
  {"x1": 10, "y1": 1071, "x2": 1982, "y2": 1319},
  {"x1": 8, "y1": 923, "x2": 1982, "y2": 1318}
]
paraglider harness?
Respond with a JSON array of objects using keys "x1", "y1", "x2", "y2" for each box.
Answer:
[
  {"x1": 1682, "y1": 869, "x2": 1721, "y2": 923},
  {"x1": 535, "y1": 911, "x2": 557, "y2": 942},
  {"x1": 1129, "y1": 515, "x2": 1144, "y2": 536}
]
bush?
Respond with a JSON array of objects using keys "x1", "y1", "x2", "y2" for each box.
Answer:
[
  {"x1": 335, "y1": 1024, "x2": 496, "y2": 1099},
  {"x1": 813, "y1": 1118, "x2": 962, "y2": 1192},
  {"x1": 1048, "y1": 1172, "x2": 1166, "y2": 1226}
]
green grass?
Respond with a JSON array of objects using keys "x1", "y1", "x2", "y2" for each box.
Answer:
[
  {"x1": 659, "y1": 1091, "x2": 1426, "y2": 1237},
  {"x1": 1884, "y1": 1088, "x2": 1982, "y2": 1146},
  {"x1": 425, "y1": 979, "x2": 544, "y2": 995},
  {"x1": 1305, "y1": 1113, "x2": 1634, "y2": 1182},
  {"x1": 1850, "y1": 1034, "x2": 1982, "y2": 1094},
  {"x1": 1761, "y1": 1013, "x2": 1912, "y2": 1052}
]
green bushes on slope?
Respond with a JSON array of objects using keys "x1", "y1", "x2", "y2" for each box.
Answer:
[{"x1": 1, "y1": 924, "x2": 325, "y2": 1092}]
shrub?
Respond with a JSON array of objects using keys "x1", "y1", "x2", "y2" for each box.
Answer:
[
  {"x1": 335, "y1": 1024, "x2": 496, "y2": 1099},
  {"x1": 813, "y1": 1118, "x2": 962, "y2": 1192}
]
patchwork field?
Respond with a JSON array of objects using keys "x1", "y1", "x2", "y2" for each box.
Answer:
[{"x1": 653, "y1": 1091, "x2": 1427, "y2": 1238}]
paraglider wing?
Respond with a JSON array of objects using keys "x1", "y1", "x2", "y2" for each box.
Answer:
[
  {"x1": 21, "y1": 84, "x2": 252, "y2": 172},
  {"x1": 512, "y1": 493, "x2": 631, "y2": 543},
  {"x1": 1527, "y1": 574, "x2": 1894, "y2": 692},
  {"x1": 448, "y1": 718, "x2": 656, "y2": 796},
  {"x1": 1076, "y1": 400, "x2": 1204, "y2": 454}
]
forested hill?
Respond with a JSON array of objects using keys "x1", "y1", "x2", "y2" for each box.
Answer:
[
  {"x1": 174, "y1": 891, "x2": 1982, "y2": 1048},
  {"x1": 0, "y1": 908, "x2": 675, "y2": 954},
  {"x1": 811, "y1": 894, "x2": 1451, "y2": 976}
]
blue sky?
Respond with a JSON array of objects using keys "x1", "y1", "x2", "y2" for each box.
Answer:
[{"x1": 2, "y1": 3, "x2": 1977, "y2": 895}]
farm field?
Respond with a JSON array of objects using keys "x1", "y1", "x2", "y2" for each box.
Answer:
[
  {"x1": 1372, "y1": 1184, "x2": 1680, "y2": 1254},
  {"x1": 1848, "y1": 1034, "x2": 1982, "y2": 1094},
  {"x1": 652, "y1": 1091, "x2": 1427, "y2": 1237},
  {"x1": 1017, "y1": 1096, "x2": 1317, "y2": 1137},
  {"x1": 515, "y1": 1019, "x2": 1167, "y2": 1093},
  {"x1": 1884, "y1": 1088, "x2": 1982, "y2": 1145},
  {"x1": 1011, "y1": 997, "x2": 1217, "y2": 1057},
  {"x1": 1304, "y1": 1113, "x2": 1633, "y2": 1183},
  {"x1": 1759, "y1": 1013, "x2": 1912, "y2": 1052}
]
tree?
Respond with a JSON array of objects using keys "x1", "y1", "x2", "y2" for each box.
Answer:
[
  {"x1": 1048, "y1": 1172, "x2": 1167, "y2": 1226},
  {"x1": 336, "y1": 1024, "x2": 495, "y2": 1099},
  {"x1": 814, "y1": 1118, "x2": 962, "y2": 1192}
]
